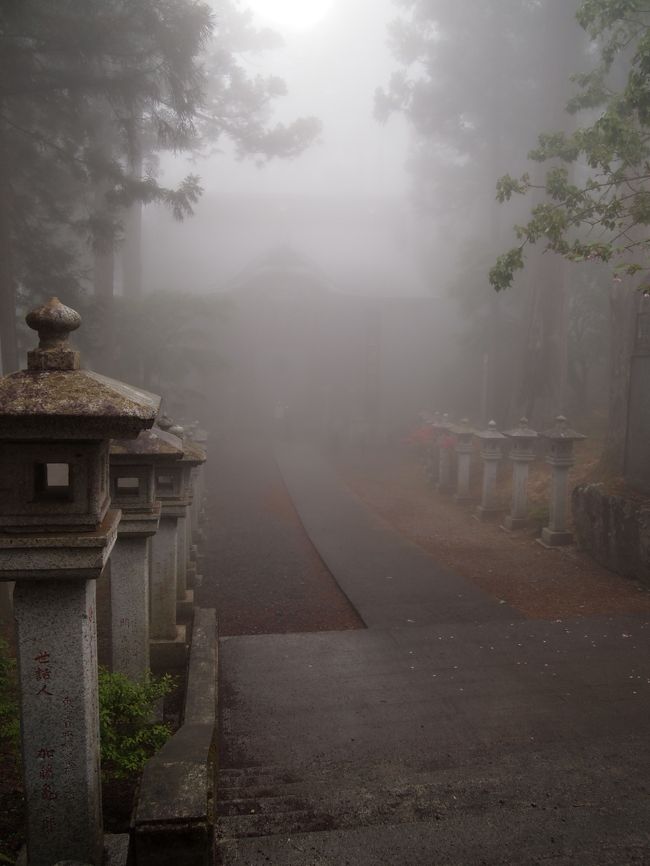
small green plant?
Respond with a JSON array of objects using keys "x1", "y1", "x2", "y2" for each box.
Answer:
[
  {"x1": 0, "y1": 639, "x2": 19, "y2": 753},
  {"x1": 528, "y1": 505, "x2": 550, "y2": 533},
  {"x1": 98, "y1": 668, "x2": 175, "y2": 781}
]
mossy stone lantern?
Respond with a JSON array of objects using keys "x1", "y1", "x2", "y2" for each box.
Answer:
[
  {"x1": 147, "y1": 415, "x2": 189, "y2": 669},
  {"x1": 0, "y1": 298, "x2": 160, "y2": 866},
  {"x1": 109, "y1": 427, "x2": 183, "y2": 680},
  {"x1": 539, "y1": 415, "x2": 586, "y2": 547},
  {"x1": 436, "y1": 412, "x2": 454, "y2": 493},
  {"x1": 502, "y1": 417, "x2": 538, "y2": 530},
  {"x1": 475, "y1": 420, "x2": 507, "y2": 520},
  {"x1": 167, "y1": 422, "x2": 207, "y2": 618},
  {"x1": 450, "y1": 418, "x2": 475, "y2": 502}
]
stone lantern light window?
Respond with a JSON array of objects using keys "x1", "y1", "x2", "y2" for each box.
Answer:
[
  {"x1": 157, "y1": 474, "x2": 175, "y2": 492},
  {"x1": 35, "y1": 461, "x2": 72, "y2": 500},
  {"x1": 115, "y1": 476, "x2": 141, "y2": 495}
]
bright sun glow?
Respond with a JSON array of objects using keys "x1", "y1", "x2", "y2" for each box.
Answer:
[{"x1": 247, "y1": 0, "x2": 335, "y2": 32}]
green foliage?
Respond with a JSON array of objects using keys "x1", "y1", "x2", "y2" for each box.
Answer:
[
  {"x1": 98, "y1": 668, "x2": 175, "y2": 781},
  {"x1": 491, "y1": 0, "x2": 650, "y2": 291},
  {"x1": 0, "y1": 640, "x2": 19, "y2": 753},
  {"x1": 0, "y1": 0, "x2": 321, "y2": 318},
  {"x1": 0, "y1": 645, "x2": 175, "y2": 782}
]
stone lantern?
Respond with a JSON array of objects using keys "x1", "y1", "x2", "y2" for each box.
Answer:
[
  {"x1": 149, "y1": 416, "x2": 189, "y2": 669},
  {"x1": 539, "y1": 415, "x2": 586, "y2": 547},
  {"x1": 109, "y1": 427, "x2": 182, "y2": 680},
  {"x1": 0, "y1": 298, "x2": 159, "y2": 866},
  {"x1": 168, "y1": 422, "x2": 206, "y2": 619},
  {"x1": 191, "y1": 424, "x2": 208, "y2": 541},
  {"x1": 502, "y1": 417, "x2": 538, "y2": 530},
  {"x1": 425, "y1": 411, "x2": 442, "y2": 486},
  {"x1": 436, "y1": 413, "x2": 454, "y2": 493},
  {"x1": 475, "y1": 421, "x2": 507, "y2": 519},
  {"x1": 450, "y1": 419, "x2": 475, "y2": 503}
]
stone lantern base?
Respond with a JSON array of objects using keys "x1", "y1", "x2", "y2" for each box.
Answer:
[
  {"x1": 475, "y1": 504, "x2": 502, "y2": 522},
  {"x1": 502, "y1": 514, "x2": 528, "y2": 531},
  {"x1": 539, "y1": 527, "x2": 574, "y2": 547}
]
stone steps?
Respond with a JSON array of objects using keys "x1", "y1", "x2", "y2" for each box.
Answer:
[{"x1": 216, "y1": 748, "x2": 649, "y2": 847}]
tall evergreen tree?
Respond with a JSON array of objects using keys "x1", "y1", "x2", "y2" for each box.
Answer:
[
  {"x1": 0, "y1": 0, "x2": 320, "y2": 372},
  {"x1": 377, "y1": 0, "x2": 584, "y2": 424}
]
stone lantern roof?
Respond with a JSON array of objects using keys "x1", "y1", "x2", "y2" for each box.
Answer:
[
  {"x1": 449, "y1": 418, "x2": 477, "y2": 437},
  {"x1": 540, "y1": 415, "x2": 586, "y2": 442},
  {"x1": 181, "y1": 439, "x2": 207, "y2": 467},
  {"x1": 503, "y1": 417, "x2": 538, "y2": 441},
  {"x1": 476, "y1": 420, "x2": 507, "y2": 442},
  {"x1": 164, "y1": 420, "x2": 207, "y2": 467},
  {"x1": 110, "y1": 426, "x2": 184, "y2": 462},
  {"x1": 0, "y1": 297, "x2": 160, "y2": 439}
]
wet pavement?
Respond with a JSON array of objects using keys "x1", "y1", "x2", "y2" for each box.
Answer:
[{"x1": 211, "y1": 439, "x2": 650, "y2": 865}]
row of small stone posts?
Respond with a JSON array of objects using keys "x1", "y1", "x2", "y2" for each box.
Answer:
[
  {"x1": 0, "y1": 299, "x2": 208, "y2": 865},
  {"x1": 424, "y1": 411, "x2": 585, "y2": 546}
]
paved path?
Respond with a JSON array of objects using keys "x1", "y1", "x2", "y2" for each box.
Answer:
[{"x1": 216, "y1": 443, "x2": 650, "y2": 865}]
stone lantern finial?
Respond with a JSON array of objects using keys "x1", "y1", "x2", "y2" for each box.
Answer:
[{"x1": 25, "y1": 297, "x2": 81, "y2": 372}]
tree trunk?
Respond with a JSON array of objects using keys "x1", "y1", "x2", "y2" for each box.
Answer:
[
  {"x1": 509, "y1": 1, "x2": 581, "y2": 428},
  {"x1": 602, "y1": 280, "x2": 638, "y2": 473},
  {"x1": 92, "y1": 179, "x2": 116, "y2": 376},
  {"x1": 0, "y1": 116, "x2": 19, "y2": 374},
  {"x1": 122, "y1": 132, "x2": 143, "y2": 297}
]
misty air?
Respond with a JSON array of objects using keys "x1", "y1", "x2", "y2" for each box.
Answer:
[{"x1": 1, "y1": 1, "x2": 650, "y2": 864}]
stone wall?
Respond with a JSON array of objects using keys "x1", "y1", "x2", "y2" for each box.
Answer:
[{"x1": 572, "y1": 483, "x2": 650, "y2": 587}]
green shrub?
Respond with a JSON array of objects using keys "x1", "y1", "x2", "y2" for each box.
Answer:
[
  {"x1": 0, "y1": 639, "x2": 19, "y2": 752},
  {"x1": 98, "y1": 668, "x2": 175, "y2": 781}
]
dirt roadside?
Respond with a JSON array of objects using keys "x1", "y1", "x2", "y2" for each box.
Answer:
[{"x1": 336, "y1": 450, "x2": 650, "y2": 620}]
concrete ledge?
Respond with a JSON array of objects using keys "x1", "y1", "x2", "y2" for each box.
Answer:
[{"x1": 134, "y1": 608, "x2": 217, "y2": 866}]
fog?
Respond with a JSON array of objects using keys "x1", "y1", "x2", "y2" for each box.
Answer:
[
  {"x1": 145, "y1": 0, "x2": 431, "y2": 299},
  {"x1": 137, "y1": 0, "x2": 612, "y2": 444},
  {"x1": 0, "y1": 0, "x2": 624, "y2": 450}
]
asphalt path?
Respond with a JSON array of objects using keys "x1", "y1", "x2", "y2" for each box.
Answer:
[{"x1": 214, "y1": 440, "x2": 650, "y2": 865}]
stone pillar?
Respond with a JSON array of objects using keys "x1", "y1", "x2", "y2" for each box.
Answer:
[
  {"x1": 110, "y1": 536, "x2": 151, "y2": 680},
  {"x1": 475, "y1": 421, "x2": 506, "y2": 520},
  {"x1": 452, "y1": 420, "x2": 474, "y2": 503},
  {"x1": 14, "y1": 579, "x2": 103, "y2": 866},
  {"x1": 166, "y1": 422, "x2": 206, "y2": 619},
  {"x1": 175, "y1": 513, "x2": 188, "y2": 601},
  {"x1": 425, "y1": 412, "x2": 441, "y2": 487},
  {"x1": 436, "y1": 414, "x2": 454, "y2": 493},
  {"x1": 503, "y1": 418, "x2": 538, "y2": 531},
  {"x1": 539, "y1": 416, "x2": 586, "y2": 547},
  {"x1": 150, "y1": 516, "x2": 178, "y2": 641}
]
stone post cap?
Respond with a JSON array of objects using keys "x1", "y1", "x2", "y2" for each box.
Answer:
[
  {"x1": 476, "y1": 420, "x2": 506, "y2": 441},
  {"x1": 26, "y1": 297, "x2": 81, "y2": 371},
  {"x1": 540, "y1": 415, "x2": 586, "y2": 442},
  {"x1": 504, "y1": 417, "x2": 538, "y2": 440}
]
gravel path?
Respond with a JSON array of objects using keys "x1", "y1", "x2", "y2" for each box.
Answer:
[{"x1": 197, "y1": 435, "x2": 363, "y2": 635}]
